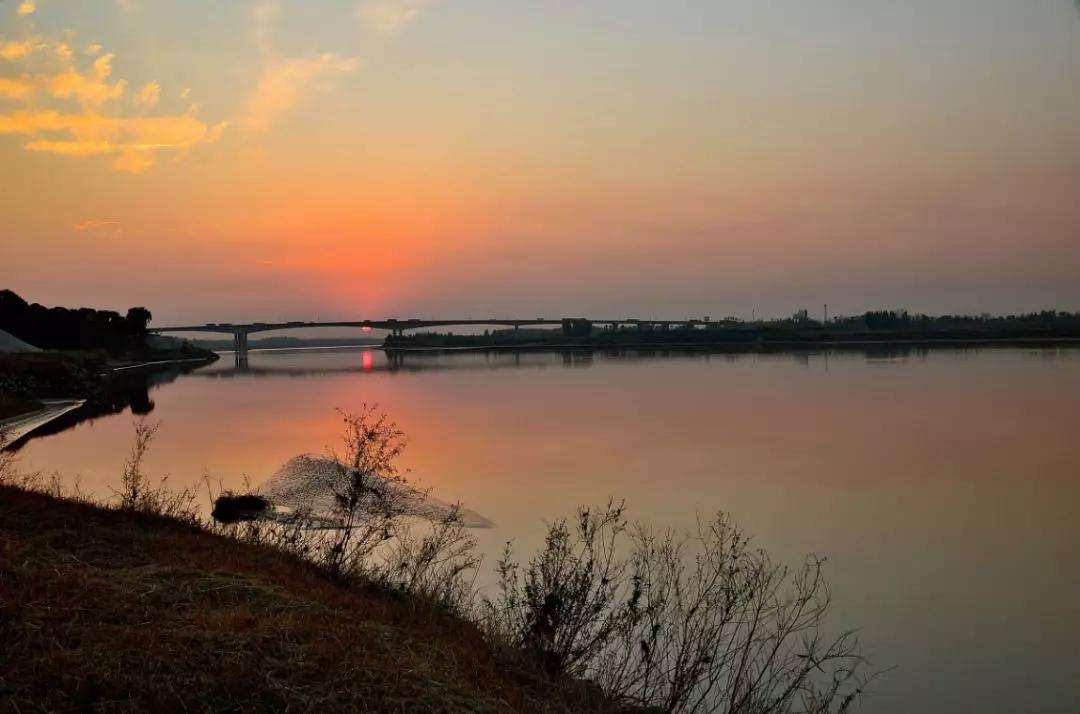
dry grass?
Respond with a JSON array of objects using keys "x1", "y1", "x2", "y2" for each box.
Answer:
[{"x1": 0, "y1": 485, "x2": 618, "y2": 713}]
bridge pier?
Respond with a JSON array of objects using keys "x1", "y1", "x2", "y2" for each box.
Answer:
[{"x1": 234, "y1": 330, "x2": 249, "y2": 354}]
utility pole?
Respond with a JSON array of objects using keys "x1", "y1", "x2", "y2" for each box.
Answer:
[{"x1": 824, "y1": 304, "x2": 828, "y2": 323}]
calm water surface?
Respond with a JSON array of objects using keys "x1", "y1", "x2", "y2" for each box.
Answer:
[{"x1": 16, "y1": 347, "x2": 1080, "y2": 713}]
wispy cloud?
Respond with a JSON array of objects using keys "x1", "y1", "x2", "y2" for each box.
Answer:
[
  {"x1": 73, "y1": 218, "x2": 123, "y2": 235},
  {"x1": 251, "y1": 0, "x2": 279, "y2": 62},
  {"x1": 357, "y1": 0, "x2": 434, "y2": 34},
  {"x1": 240, "y1": 4, "x2": 360, "y2": 133},
  {"x1": 242, "y1": 53, "x2": 359, "y2": 132}
]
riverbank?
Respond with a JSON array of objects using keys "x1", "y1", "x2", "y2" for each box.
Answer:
[
  {"x1": 0, "y1": 350, "x2": 218, "y2": 399},
  {"x1": 0, "y1": 350, "x2": 218, "y2": 449},
  {"x1": 0, "y1": 485, "x2": 612, "y2": 712}
]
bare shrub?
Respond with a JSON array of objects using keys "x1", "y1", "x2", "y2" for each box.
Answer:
[
  {"x1": 0, "y1": 424, "x2": 44, "y2": 490},
  {"x1": 114, "y1": 420, "x2": 199, "y2": 523},
  {"x1": 484, "y1": 505, "x2": 868, "y2": 713},
  {"x1": 375, "y1": 504, "x2": 481, "y2": 612},
  {"x1": 115, "y1": 419, "x2": 158, "y2": 509},
  {"x1": 483, "y1": 501, "x2": 631, "y2": 675},
  {"x1": 310, "y1": 406, "x2": 417, "y2": 578}
]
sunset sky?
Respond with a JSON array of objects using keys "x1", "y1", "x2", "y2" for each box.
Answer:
[{"x1": 2, "y1": 0, "x2": 1079, "y2": 324}]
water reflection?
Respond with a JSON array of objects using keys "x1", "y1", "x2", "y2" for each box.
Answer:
[
  {"x1": 199, "y1": 344, "x2": 1036, "y2": 379},
  {"x1": 6, "y1": 363, "x2": 200, "y2": 451}
]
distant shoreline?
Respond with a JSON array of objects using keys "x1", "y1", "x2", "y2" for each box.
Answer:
[{"x1": 380, "y1": 335, "x2": 1080, "y2": 353}]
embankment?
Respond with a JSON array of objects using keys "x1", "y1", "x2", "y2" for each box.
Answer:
[{"x1": 0, "y1": 486, "x2": 611, "y2": 712}]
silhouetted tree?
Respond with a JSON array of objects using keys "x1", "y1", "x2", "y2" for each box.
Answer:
[
  {"x1": 0, "y1": 290, "x2": 155, "y2": 352},
  {"x1": 125, "y1": 307, "x2": 152, "y2": 335}
]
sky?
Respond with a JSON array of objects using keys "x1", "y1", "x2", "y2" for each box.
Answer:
[{"x1": 1, "y1": 0, "x2": 1079, "y2": 325}]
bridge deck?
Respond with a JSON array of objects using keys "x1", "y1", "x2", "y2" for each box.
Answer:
[{"x1": 154, "y1": 318, "x2": 728, "y2": 335}]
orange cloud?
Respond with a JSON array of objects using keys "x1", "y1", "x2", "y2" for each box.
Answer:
[
  {"x1": 91, "y1": 53, "x2": 114, "y2": 79},
  {"x1": 0, "y1": 31, "x2": 226, "y2": 172},
  {"x1": 134, "y1": 80, "x2": 160, "y2": 106},
  {"x1": 17, "y1": 1, "x2": 36, "y2": 16},
  {"x1": 1, "y1": 111, "x2": 228, "y2": 172},
  {"x1": 241, "y1": 53, "x2": 359, "y2": 131},
  {"x1": 0, "y1": 72, "x2": 124, "y2": 103},
  {"x1": 0, "y1": 42, "x2": 124, "y2": 104},
  {"x1": 0, "y1": 77, "x2": 32, "y2": 100},
  {"x1": 73, "y1": 218, "x2": 122, "y2": 234},
  {"x1": 0, "y1": 39, "x2": 42, "y2": 61},
  {"x1": 49, "y1": 69, "x2": 125, "y2": 103}
]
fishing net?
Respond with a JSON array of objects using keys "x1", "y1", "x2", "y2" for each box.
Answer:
[{"x1": 214, "y1": 454, "x2": 491, "y2": 528}]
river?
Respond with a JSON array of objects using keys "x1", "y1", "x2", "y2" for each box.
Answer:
[{"x1": 13, "y1": 346, "x2": 1080, "y2": 713}]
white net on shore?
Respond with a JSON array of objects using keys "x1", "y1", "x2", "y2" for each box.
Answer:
[{"x1": 253, "y1": 454, "x2": 492, "y2": 529}]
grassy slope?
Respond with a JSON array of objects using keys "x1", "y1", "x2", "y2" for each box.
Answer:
[{"x1": 0, "y1": 486, "x2": 605, "y2": 712}]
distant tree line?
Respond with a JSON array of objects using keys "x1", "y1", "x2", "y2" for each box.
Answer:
[
  {"x1": 830, "y1": 309, "x2": 1080, "y2": 331},
  {"x1": 386, "y1": 307, "x2": 1080, "y2": 349},
  {"x1": 0, "y1": 289, "x2": 152, "y2": 352}
]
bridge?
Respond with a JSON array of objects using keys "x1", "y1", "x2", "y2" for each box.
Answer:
[{"x1": 153, "y1": 317, "x2": 733, "y2": 354}]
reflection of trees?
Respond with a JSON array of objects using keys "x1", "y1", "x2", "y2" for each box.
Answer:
[
  {"x1": 6, "y1": 365, "x2": 194, "y2": 451},
  {"x1": 126, "y1": 381, "x2": 155, "y2": 415},
  {"x1": 186, "y1": 343, "x2": 1052, "y2": 380}
]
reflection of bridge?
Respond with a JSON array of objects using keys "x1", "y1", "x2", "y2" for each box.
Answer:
[
  {"x1": 153, "y1": 317, "x2": 732, "y2": 354},
  {"x1": 188, "y1": 350, "x2": 591, "y2": 377}
]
